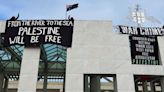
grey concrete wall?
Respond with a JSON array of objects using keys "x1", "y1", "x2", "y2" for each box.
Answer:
[
  {"x1": 0, "y1": 21, "x2": 6, "y2": 33},
  {"x1": 65, "y1": 20, "x2": 164, "y2": 92}
]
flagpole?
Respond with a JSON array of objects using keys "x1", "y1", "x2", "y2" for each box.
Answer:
[{"x1": 65, "y1": 10, "x2": 67, "y2": 19}]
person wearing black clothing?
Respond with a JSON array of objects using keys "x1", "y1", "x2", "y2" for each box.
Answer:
[{"x1": 9, "y1": 13, "x2": 19, "y2": 21}]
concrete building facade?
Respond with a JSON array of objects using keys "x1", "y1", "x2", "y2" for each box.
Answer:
[{"x1": 0, "y1": 20, "x2": 164, "y2": 92}]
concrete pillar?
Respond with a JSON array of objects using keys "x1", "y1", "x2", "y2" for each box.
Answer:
[
  {"x1": 150, "y1": 82, "x2": 155, "y2": 92},
  {"x1": 0, "y1": 72, "x2": 4, "y2": 92},
  {"x1": 84, "y1": 75, "x2": 89, "y2": 92},
  {"x1": 0, "y1": 21, "x2": 6, "y2": 33},
  {"x1": 18, "y1": 47, "x2": 40, "y2": 92},
  {"x1": 142, "y1": 81, "x2": 148, "y2": 92},
  {"x1": 160, "y1": 77, "x2": 164, "y2": 92},
  {"x1": 4, "y1": 78, "x2": 9, "y2": 92},
  {"x1": 90, "y1": 75, "x2": 100, "y2": 92}
]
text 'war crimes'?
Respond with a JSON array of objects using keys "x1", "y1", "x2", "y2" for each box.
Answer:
[{"x1": 119, "y1": 26, "x2": 164, "y2": 36}]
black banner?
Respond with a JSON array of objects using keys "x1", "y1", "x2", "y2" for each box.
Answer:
[
  {"x1": 4, "y1": 20, "x2": 74, "y2": 47},
  {"x1": 129, "y1": 36, "x2": 159, "y2": 65}
]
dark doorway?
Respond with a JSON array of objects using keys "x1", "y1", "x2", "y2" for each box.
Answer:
[{"x1": 84, "y1": 74, "x2": 117, "y2": 92}]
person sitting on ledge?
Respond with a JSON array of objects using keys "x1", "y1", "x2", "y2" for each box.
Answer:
[
  {"x1": 68, "y1": 15, "x2": 74, "y2": 21},
  {"x1": 9, "y1": 13, "x2": 19, "y2": 21}
]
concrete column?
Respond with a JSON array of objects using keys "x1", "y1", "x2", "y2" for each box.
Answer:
[
  {"x1": 142, "y1": 81, "x2": 148, "y2": 92},
  {"x1": 4, "y1": 78, "x2": 9, "y2": 92},
  {"x1": 18, "y1": 47, "x2": 40, "y2": 92},
  {"x1": 0, "y1": 21, "x2": 6, "y2": 33},
  {"x1": 0, "y1": 72, "x2": 4, "y2": 92},
  {"x1": 84, "y1": 75, "x2": 89, "y2": 92},
  {"x1": 150, "y1": 82, "x2": 155, "y2": 92},
  {"x1": 160, "y1": 77, "x2": 164, "y2": 92},
  {"x1": 117, "y1": 74, "x2": 135, "y2": 92},
  {"x1": 90, "y1": 75, "x2": 100, "y2": 92}
]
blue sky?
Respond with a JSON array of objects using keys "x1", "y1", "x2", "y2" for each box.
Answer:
[{"x1": 0, "y1": 0, "x2": 164, "y2": 26}]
